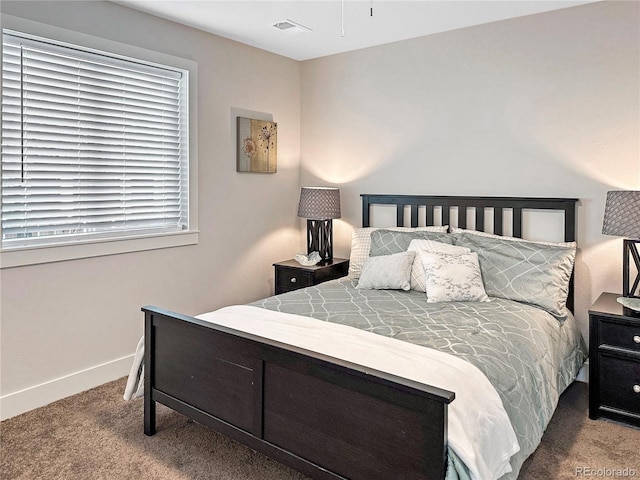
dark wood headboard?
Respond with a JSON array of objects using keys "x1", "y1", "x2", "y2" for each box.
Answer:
[{"x1": 361, "y1": 194, "x2": 579, "y2": 310}]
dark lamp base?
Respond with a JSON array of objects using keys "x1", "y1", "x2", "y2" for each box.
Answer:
[
  {"x1": 306, "y1": 219, "x2": 333, "y2": 262},
  {"x1": 622, "y1": 239, "x2": 640, "y2": 298}
]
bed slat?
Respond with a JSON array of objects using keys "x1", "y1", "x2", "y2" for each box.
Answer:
[
  {"x1": 442, "y1": 207, "x2": 450, "y2": 226},
  {"x1": 426, "y1": 205, "x2": 434, "y2": 226},
  {"x1": 396, "y1": 204, "x2": 404, "y2": 227},
  {"x1": 458, "y1": 207, "x2": 467, "y2": 229},
  {"x1": 475, "y1": 207, "x2": 484, "y2": 232},
  {"x1": 494, "y1": 208, "x2": 503, "y2": 235},
  {"x1": 513, "y1": 207, "x2": 523, "y2": 237},
  {"x1": 410, "y1": 204, "x2": 419, "y2": 228}
]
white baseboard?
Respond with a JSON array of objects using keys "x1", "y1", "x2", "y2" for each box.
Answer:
[{"x1": 0, "y1": 354, "x2": 133, "y2": 421}]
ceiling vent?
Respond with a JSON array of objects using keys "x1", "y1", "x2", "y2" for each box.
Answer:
[{"x1": 272, "y1": 19, "x2": 312, "y2": 35}]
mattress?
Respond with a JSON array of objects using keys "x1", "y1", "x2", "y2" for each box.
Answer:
[{"x1": 250, "y1": 276, "x2": 587, "y2": 480}]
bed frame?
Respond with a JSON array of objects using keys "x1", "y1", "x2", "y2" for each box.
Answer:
[{"x1": 143, "y1": 194, "x2": 578, "y2": 480}]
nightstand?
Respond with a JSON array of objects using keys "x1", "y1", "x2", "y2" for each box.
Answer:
[
  {"x1": 273, "y1": 258, "x2": 349, "y2": 295},
  {"x1": 589, "y1": 292, "x2": 640, "y2": 427}
]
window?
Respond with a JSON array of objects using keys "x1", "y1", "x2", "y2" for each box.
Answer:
[{"x1": 1, "y1": 29, "x2": 191, "y2": 257}]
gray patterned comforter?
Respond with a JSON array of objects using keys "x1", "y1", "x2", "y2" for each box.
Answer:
[{"x1": 250, "y1": 277, "x2": 587, "y2": 480}]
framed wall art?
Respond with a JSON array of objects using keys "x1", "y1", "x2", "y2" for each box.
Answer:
[{"x1": 236, "y1": 117, "x2": 277, "y2": 173}]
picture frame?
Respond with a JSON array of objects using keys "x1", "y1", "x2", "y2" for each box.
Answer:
[{"x1": 236, "y1": 117, "x2": 277, "y2": 173}]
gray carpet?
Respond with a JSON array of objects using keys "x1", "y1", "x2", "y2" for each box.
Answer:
[{"x1": 1, "y1": 378, "x2": 638, "y2": 479}]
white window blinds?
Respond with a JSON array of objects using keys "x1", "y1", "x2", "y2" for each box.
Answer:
[{"x1": 1, "y1": 31, "x2": 189, "y2": 248}]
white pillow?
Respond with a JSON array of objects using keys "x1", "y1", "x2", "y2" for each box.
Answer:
[
  {"x1": 356, "y1": 251, "x2": 416, "y2": 291},
  {"x1": 348, "y1": 226, "x2": 448, "y2": 278},
  {"x1": 419, "y1": 251, "x2": 490, "y2": 303},
  {"x1": 407, "y1": 239, "x2": 471, "y2": 293}
]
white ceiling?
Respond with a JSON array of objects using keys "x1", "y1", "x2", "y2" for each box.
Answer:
[{"x1": 114, "y1": 1, "x2": 598, "y2": 61}]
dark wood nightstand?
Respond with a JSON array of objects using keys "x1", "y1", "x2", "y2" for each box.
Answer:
[
  {"x1": 273, "y1": 258, "x2": 349, "y2": 295},
  {"x1": 589, "y1": 292, "x2": 640, "y2": 427}
]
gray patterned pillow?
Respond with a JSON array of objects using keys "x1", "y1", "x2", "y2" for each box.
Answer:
[
  {"x1": 356, "y1": 251, "x2": 416, "y2": 291},
  {"x1": 370, "y1": 230, "x2": 454, "y2": 257},
  {"x1": 453, "y1": 230, "x2": 576, "y2": 317}
]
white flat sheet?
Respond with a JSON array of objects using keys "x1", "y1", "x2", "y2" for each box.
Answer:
[
  {"x1": 196, "y1": 305, "x2": 519, "y2": 480},
  {"x1": 123, "y1": 335, "x2": 144, "y2": 401}
]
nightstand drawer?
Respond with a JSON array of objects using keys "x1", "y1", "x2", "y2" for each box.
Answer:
[
  {"x1": 599, "y1": 318, "x2": 640, "y2": 352},
  {"x1": 277, "y1": 268, "x2": 313, "y2": 289},
  {"x1": 273, "y1": 258, "x2": 349, "y2": 295},
  {"x1": 598, "y1": 353, "x2": 640, "y2": 415}
]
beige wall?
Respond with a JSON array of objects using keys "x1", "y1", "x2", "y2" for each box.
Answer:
[
  {"x1": 300, "y1": 1, "x2": 640, "y2": 342},
  {"x1": 0, "y1": 1, "x2": 301, "y2": 417}
]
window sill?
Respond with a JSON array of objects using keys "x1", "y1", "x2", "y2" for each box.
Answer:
[{"x1": 0, "y1": 230, "x2": 199, "y2": 268}]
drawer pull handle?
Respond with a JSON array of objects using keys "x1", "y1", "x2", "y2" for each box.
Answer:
[
  {"x1": 634, "y1": 335, "x2": 640, "y2": 344},
  {"x1": 634, "y1": 385, "x2": 640, "y2": 394},
  {"x1": 290, "y1": 277, "x2": 297, "y2": 283}
]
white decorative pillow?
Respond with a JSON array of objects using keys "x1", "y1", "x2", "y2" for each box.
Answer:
[
  {"x1": 356, "y1": 251, "x2": 416, "y2": 291},
  {"x1": 407, "y1": 239, "x2": 471, "y2": 293},
  {"x1": 419, "y1": 251, "x2": 490, "y2": 303},
  {"x1": 348, "y1": 226, "x2": 448, "y2": 279}
]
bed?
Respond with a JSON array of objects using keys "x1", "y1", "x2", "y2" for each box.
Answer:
[{"x1": 140, "y1": 194, "x2": 586, "y2": 480}]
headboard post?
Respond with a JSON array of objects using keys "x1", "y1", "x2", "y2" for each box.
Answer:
[
  {"x1": 564, "y1": 203, "x2": 577, "y2": 242},
  {"x1": 362, "y1": 196, "x2": 371, "y2": 228}
]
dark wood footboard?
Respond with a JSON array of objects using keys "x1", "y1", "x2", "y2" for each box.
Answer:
[{"x1": 143, "y1": 306, "x2": 454, "y2": 480}]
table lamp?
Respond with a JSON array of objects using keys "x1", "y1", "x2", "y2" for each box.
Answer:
[
  {"x1": 602, "y1": 190, "x2": 640, "y2": 298},
  {"x1": 297, "y1": 187, "x2": 341, "y2": 262}
]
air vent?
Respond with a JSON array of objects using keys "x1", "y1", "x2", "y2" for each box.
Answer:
[{"x1": 272, "y1": 19, "x2": 312, "y2": 35}]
